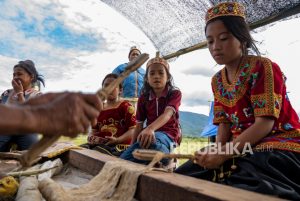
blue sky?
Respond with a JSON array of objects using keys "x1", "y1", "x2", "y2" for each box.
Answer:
[
  {"x1": 0, "y1": 9, "x2": 101, "y2": 55},
  {"x1": 0, "y1": 0, "x2": 299, "y2": 116}
]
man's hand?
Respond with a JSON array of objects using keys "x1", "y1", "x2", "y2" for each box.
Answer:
[
  {"x1": 194, "y1": 150, "x2": 229, "y2": 169},
  {"x1": 27, "y1": 92, "x2": 102, "y2": 137}
]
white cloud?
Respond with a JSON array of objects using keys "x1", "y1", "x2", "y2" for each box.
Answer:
[
  {"x1": 0, "y1": 0, "x2": 155, "y2": 95},
  {"x1": 182, "y1": 65, "x2": 215, "y2": 77},
  {"x1": 182, "y1": 90, "x2": 213, "y2": 106},
  {"x1": 0, "y1": 55, "x2": 19, "y2": 91}
]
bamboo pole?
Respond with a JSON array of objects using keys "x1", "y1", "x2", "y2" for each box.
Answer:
[{"x1": 163, "y1": 41, "x2": 207, "y2": 60}]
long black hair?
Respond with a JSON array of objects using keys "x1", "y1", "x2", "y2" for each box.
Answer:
[
  {"x1": 205, "y1": 16, "x2": 260, "y2": 56},
  {"x1": 141, "y1": 64, "x2": 178, "y2": 97}
]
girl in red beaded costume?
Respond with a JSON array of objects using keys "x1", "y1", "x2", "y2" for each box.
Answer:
[
  {"x1": 83, "y1": 73, "x2": 136, "y2": 156},
  {"x1": 176, "y1": 2, "x2": 300, "y2": 199}
]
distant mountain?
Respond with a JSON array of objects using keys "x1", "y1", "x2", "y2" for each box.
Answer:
[{"x1": 179, "y1": 111, "x2": 208, "y2": 137}]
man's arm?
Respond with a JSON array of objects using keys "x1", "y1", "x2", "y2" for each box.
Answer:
[
  {"x1": 0, "y1": 104, "x2": 31, "y2": 134},
  {"x1": 0, "y1": 93, "x2": 102, "y2": 137}
]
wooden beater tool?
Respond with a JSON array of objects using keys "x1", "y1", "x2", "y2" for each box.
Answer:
[{"x1": 133, "y1": 149, "x2": 194, "y2": 161}]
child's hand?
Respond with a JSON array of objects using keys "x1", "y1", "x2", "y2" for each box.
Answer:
[
  {"x1": 194, "y1": 151, "x2": 228, "y2": 169},
  {"x1": 137, "y1": 127, "x2": 156, "y2": 149},
  {"x1": 12, "y1": 79, "x2": 23, "y2": 93},
  {"x1": 105, "y1": 136, "x2": 119, "y2": 145}
]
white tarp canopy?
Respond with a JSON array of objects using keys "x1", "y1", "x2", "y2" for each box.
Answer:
[{"x1": 100, "y1": 0, "x2": 300, "y2": 58}]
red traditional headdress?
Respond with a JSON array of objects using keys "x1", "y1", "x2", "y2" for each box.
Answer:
[
  {"x1": 146, "y1": 52, "x2": 169, "y2": 70},
  {"x1": 205, "y1": 2, "x2": 246, "y2": 24}
]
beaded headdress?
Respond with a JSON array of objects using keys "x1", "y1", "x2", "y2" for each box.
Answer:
[
  {"x1": 205, "y1": 2, "x2": 246, "y2": 24},
  {"x1": 146, "y1": 52, "x2": 169, "y2": 70}
]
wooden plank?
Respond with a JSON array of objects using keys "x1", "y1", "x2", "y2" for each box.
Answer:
[
  {"x1": 67, "y1": 149, "x2": 283, "y2": 201},
  {"x1": 67, "y1": 149, "x2": 118, "y2": 176}
]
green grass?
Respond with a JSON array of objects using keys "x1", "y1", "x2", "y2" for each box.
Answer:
[
  {"x1": 59, "y1": 135, "x2": 88, "y2": 145},
  {"x1": 174, "y1": 137, "x2": 208, "y2": 154},
  {"x1": 174, "y1": 137, "x2": 208, "y2": 165}
]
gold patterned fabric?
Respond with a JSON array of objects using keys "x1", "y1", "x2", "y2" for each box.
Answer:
[
  {"x1": 146, "y1": 52, "x2": 170, "y2": 70},
  {"x1": 211, "y1": 55, "x2": 300, "y2": 153},
  {"x1": 205, "y1": 2, "x2": 246, "y2": 23},
  {"x1": 88, "y1": 100, "x2": 136, "y2": 145}
]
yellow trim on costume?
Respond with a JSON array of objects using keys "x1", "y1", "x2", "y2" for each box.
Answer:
[
  {"x1": 127, "y1": 105, "x2": 135, "y2": 114},
  {"x1": 251, "y1": 93, "x2": 282, "y2": 118},
  {"x1": 212, "y1": 56, "x2": 257, "y2": 107},
  {"x1": 115, "y1": 144, "x2": 130, "y2": 152},
  {"x1": 213, "y1": 105, "x2": 230, "y2": 124},
  {"x1": 255, "y1": 141, "x2": 300, "y2": 153},
  {"x1": 255, "y1": 129, "x2": 300, "y2": 153},
  {"x1": 273, "y1": 129, "x2": 300, "y2": 138},
  {"x1": 250, "y1": 58, "x2": 282, "y2": 118}
]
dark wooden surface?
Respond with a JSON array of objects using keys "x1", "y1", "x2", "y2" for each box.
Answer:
[{"x1": 67, "y1": 149, "x2": 283, "y2": 201}]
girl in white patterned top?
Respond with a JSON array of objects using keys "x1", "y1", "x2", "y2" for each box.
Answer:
[{"x1": 0, "y1": 60, "x2": 45, "y2": 151}]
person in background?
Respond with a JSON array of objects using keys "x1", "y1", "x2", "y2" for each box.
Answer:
[
  {"x1": 0, "y1": 60, "x2": 45, "y2": 151},
  {"x1": 175, "y1": 2, "x2": 300, "y2": 200},
  {"x1": 83, "y1": 73, "x2": 136, "y2": 156},
  {"x1": 112, "y1": 46, "x2": 146, "y2": 99},
  {"x1": 120, "y1": 53, "x2": 182, "y2": 166}
]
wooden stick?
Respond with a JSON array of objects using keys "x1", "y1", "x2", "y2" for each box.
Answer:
[
  {"x1": 0, "y1": 152, "x2": 22, "y2": 160},
  {"x1": 133, "y1": 149, "x2": 194, "y2": 161},
  {"x1": 163, "y1": 41, "x2": 207, "y2": 60},
  {"x1": 20, "y1": 53, "x2": 149, "y2": 167},
  {"x1": 20, "y1": 136, "x2": 58, "y2": 167}
]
